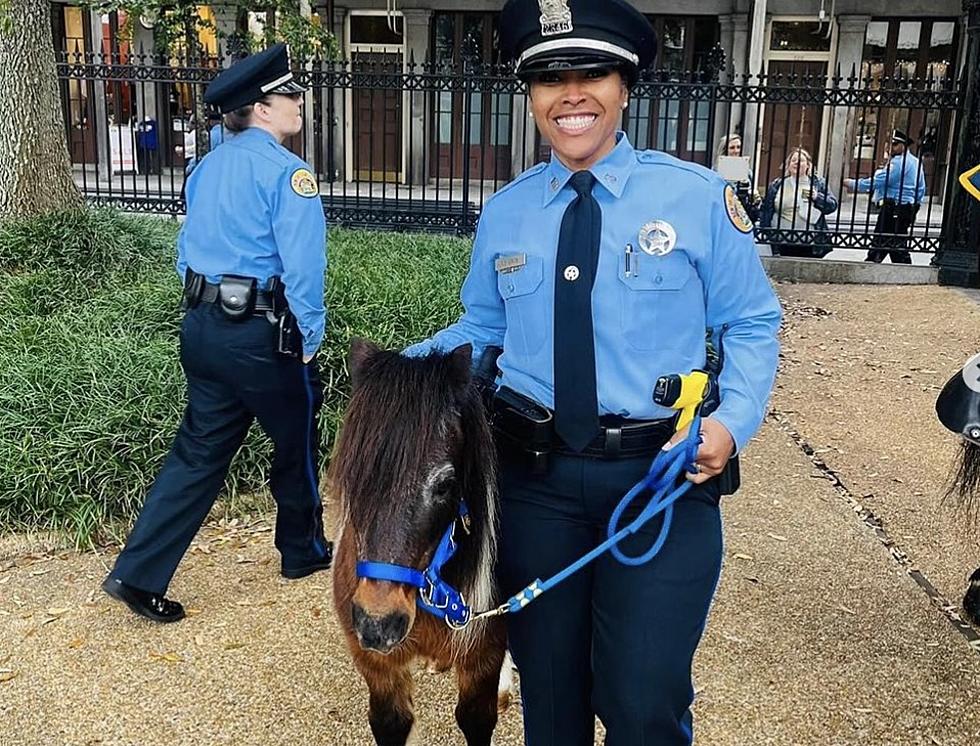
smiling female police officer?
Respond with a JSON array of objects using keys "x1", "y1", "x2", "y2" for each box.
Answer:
[
  {"x1": 406, "y1": 0, "x2": 781, "y2": 743},
  {"x1": 102, "y1": 44, "x2": 331, "y2": 623}
]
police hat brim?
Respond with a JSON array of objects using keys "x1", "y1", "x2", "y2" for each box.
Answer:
[
  {"x1": 518, "y1": 52, "x2": 629, "y2": 80},
  {"x1": 268, "y1": 79, "x2": 307, "y2": 95}
]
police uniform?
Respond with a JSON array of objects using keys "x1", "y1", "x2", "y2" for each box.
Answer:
[
  {"x1": 848, "y1": 129, "x2": 926, "y2": 264},
  {"x1": 406, "y1": 1, "x2": 781, "y2": 743},
  {"x1": 103, "y1": 44, "x2": 331, "y2": 623}
]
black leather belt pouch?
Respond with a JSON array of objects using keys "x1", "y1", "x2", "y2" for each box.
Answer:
[
  {"x1": 492, "y1": 387, "x2": 554, "y2": 453},
  {"x1": 218, "y1": 275, "x2": 256, "y2": 321},
  {"x1": 276, "y1": 311, "x2": 302, "y2": 358}
]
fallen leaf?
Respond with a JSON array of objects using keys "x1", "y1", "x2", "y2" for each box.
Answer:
[
  {"x1": 68, "y1": 638, "x2": 85, "y2": 649},
  {"x1": 45, "y1": 607, "x2": 70, "y2": 617},
  {"x1": 0, "y1": 671, "x2": 18, "y2": 683},
  {"x1": 184, "y1": 608, "x2": 202, "y2": 617},
  {"x1": 40, "y1": 616, "x2": 59, "y2": 627},
  {"x1": 149, "y1": 651, "x2": 184, "y2": 663},
  {"x1": 223, "y1": 641, "x2": 245, "y2": 651},
  {"x1": 732, "y1": 553, "x2": 754, "y2": 561},
  {"x1": 311, "y1": 607, "x2": 322, "y2": 618},
  {"x1": 767, "y1": 533, "x2": 788, "y2": 542},
  {"x1": 194, "y1": 634, "x2": 206, "y2": 647},
  {"x1": 30, "y1": 569, "x2": 51, "y2": 577},
  {"x1": 743, "y1": 575, "x2": 760, "y2": 584},
  {"x1": 838, "y1": 605, "x2": 857, "y2": 615}
]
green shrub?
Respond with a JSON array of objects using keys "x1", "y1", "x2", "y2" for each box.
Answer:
[{"x1": 0, "y1": 209, "x2": 470, "y2": 542}]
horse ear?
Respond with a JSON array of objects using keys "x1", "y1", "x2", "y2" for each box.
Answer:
[
  {"x1": 349, "y1": 337, "x2": 381, "y2": 386},
  {"x1": 449, "y1": 343, "x2": 473, "y2": 388}
]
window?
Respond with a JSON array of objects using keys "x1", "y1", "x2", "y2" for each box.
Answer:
[
  {"x1": 769, "y1": 21, "x2": 832, "y2": 53},
  {"x1": 627, "y1": 15, "x2": 719, "y2": 163}
]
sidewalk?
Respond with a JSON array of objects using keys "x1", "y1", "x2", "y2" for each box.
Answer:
[{"x1": 3, "y1": 283, "x2": 980, "y2": 745}]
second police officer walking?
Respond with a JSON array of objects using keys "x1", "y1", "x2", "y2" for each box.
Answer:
[
  {"x1": 406, "y1": 0, "x2": 782, "y2": 744},
  {"x1": 102, "y1": 43, "x2": 332, "y2": 623},
  {"x1": 845, "y1": 128, "x2": 927, "y2": 264}
]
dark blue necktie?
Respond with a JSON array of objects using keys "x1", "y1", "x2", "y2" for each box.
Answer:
[{"x1": 553, "y1": 170, "x2": 601, "y2": 451}]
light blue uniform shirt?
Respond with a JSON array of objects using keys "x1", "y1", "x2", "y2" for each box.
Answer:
[
  {"x1": 177, "y1": 126, "x2": 327, "y2": 357},
  {"x1": 855, "y1": 152, "x2": 926, "y2": 205},
  {"x1": 406, "y1": 133, "x2": 782, "y2": 451}
]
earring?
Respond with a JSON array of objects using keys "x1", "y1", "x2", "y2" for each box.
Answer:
[
  {"x1": 529, "y1": 110, "x2": 534, "y2": 119},
  {"x1": 622, "y1": 101, "x2": 629, "y2": 110}
]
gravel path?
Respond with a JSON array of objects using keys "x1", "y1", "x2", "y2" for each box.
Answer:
[{"x1": 3, "y1": 283, "x2": 980, "y2": 745}]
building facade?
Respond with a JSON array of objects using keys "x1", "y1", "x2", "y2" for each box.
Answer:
[{"x1": 50, "y1": 0, "x2": 967, "y2": 204}]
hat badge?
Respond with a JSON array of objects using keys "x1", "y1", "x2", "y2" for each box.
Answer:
[
  {"x1": 638, "y1": 220, "x2": 677, "y2": 257},
  {"x1": 539, "y1": 0, "x2": 573, "y2": 37}
]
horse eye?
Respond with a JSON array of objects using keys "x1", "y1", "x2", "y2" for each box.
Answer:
[{"x1": 432, "y1": 477, "x2": 457, "y2": 499}]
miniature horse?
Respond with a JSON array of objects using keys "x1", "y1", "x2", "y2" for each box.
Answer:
[{"x1": 329, "y1": 340, "x2": 509, "y2": 746}]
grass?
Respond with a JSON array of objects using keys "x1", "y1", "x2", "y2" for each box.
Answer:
[{"x1": 0, "y1": 209, "x2": 471, "y2": 543}]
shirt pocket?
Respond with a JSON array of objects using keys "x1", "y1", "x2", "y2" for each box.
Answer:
[
  {"x1": 616, "y1": 251, "x2": 696, "y2": 352},
  {"x1": 496, "y1": 254, "x2": 547, "y2": 354}
]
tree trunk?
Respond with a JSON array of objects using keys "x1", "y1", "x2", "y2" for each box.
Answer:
[{"x1": 0, "y1": 0, "x2": 81, "y2": 219}]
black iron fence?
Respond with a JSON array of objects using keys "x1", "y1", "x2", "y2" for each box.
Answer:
[{"x1": 58, "y1": 48, "x2": 964, "y2": 256}]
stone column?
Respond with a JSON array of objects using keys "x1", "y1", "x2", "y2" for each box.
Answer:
[
  {"x1": 330, "y1": 4, "x2": 347, "y2": 182},
  {"x1": 88, "y1": 9, "x2": 110, "y2": 177},
  {"x1": 402, "y1": 8, "x2": 432, "y2": 185},
  {"x1": 826, "y1": 15, "x2": 871, "y2": 189},
  {"x1": 741, "y1": 2, "x2": 768, "y2": 164}
]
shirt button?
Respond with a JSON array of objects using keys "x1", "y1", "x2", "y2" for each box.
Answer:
[
  {"x1": 508, "y1": 283, "x2": 515, "y2": 293},
  {"x1": 655, "y1": 275, "x2": 663, "y2": 285}
]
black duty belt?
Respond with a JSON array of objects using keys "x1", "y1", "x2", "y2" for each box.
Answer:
[
  {"x1": 491, "y1": 387, "x2": 674, "y2": 460},
  {"x1": 556, "y1": 417, "x2": 674, "y2": 458},
  {"x1": 200, "y1": 281, "x2": 275, "y2": 314}
]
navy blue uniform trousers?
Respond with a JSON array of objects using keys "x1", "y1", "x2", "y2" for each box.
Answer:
[
  {"x1": 109, "y1": 303, "x2": 329, "y2": 596},
  {"x1": 497, "y1": 451, "x2": 723, "y2": 746}
]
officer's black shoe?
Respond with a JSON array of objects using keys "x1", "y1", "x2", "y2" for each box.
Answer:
[
  {"x1": 101, "y1": 577, "x2": 186, "y2": 624},
  {"x1": 281, "y1": 541, "x2": 334, "y2": 580}
]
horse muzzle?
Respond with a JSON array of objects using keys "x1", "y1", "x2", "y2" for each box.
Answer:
[{"x1": 352, "y1": 603, "x2": 411, "y2": 654}]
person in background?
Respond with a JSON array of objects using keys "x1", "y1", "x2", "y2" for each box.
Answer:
[
  {"x1": 714, "y1": 132, "x2": 761, "y2": 223},
  {"x1": 844, "y1": 129, "x2": 926, "y2": 264},
  {"x1": 760, "y1": 147, "x2": 839, "y2": 258}
]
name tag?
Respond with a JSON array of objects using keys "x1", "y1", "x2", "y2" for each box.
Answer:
[{"x1": 495, "y1": 253, "x2": 527, "y2": 274}]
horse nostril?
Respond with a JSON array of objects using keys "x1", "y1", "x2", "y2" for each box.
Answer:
[
  {"x1": 380, "y1": 612, "x2": 410, "y2": 645},
  {"x1": 351, "y1": 605, "x2": 410, "y2": 652}
]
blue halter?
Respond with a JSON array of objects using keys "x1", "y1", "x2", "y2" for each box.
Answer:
[{"x1": 356, "y1": 501, "x2": 473, "y2": 629}]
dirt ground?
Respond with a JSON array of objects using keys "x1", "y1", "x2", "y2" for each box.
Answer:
[{"x1": 3, "y1": 282, "x2": 980, "y2": 745}]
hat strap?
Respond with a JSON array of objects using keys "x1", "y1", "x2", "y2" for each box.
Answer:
[{"x1": 517, "y1": 38, "x2": 640, "y2": 70}]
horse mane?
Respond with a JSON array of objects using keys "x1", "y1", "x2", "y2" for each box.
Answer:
[{"x1": 329, "y1": 348, "x2": 498, "y2": 630}]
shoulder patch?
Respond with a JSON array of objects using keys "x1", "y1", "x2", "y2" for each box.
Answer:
[
  {"x1": 960, "y1": 164, "x2": 980, "y2": 203},
  {"x1": 290, "y1": 168, "x2": 318, "y2": 198},
  {"x1": 724, "y1": 184, "x2": 754, "y2": 234}
]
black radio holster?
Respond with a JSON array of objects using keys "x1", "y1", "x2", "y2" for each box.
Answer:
[
  {"x1": 182, "y1": 268, "x2": 206, "y2": 311},
  {"x1": 266, "y1": 276, "x2": 301, "y2": 358},
  {"x1": 218, "y1": 275, "x2": 256, "y2": 321},
  {"x1": 491, "y1": 386, "x2": 554, "y2": 475}
]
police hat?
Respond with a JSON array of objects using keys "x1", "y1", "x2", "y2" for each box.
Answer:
[
  {"x1": 204, "y1": 43, "x2": 306, "y2": 114},
  {"x1": 500, "y1": 0, "x2": 657, "y2": 84},
  {"x1": 937, "y1": 353, "x2": 980, "y2": 444},
  {"x1": 891, "y1": 129, "x2": 914, "y2": 146}
]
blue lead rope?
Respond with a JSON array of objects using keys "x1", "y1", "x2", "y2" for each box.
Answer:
[{"x1": 355, "y1": 416, "x2": 703, "y2": 630}]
